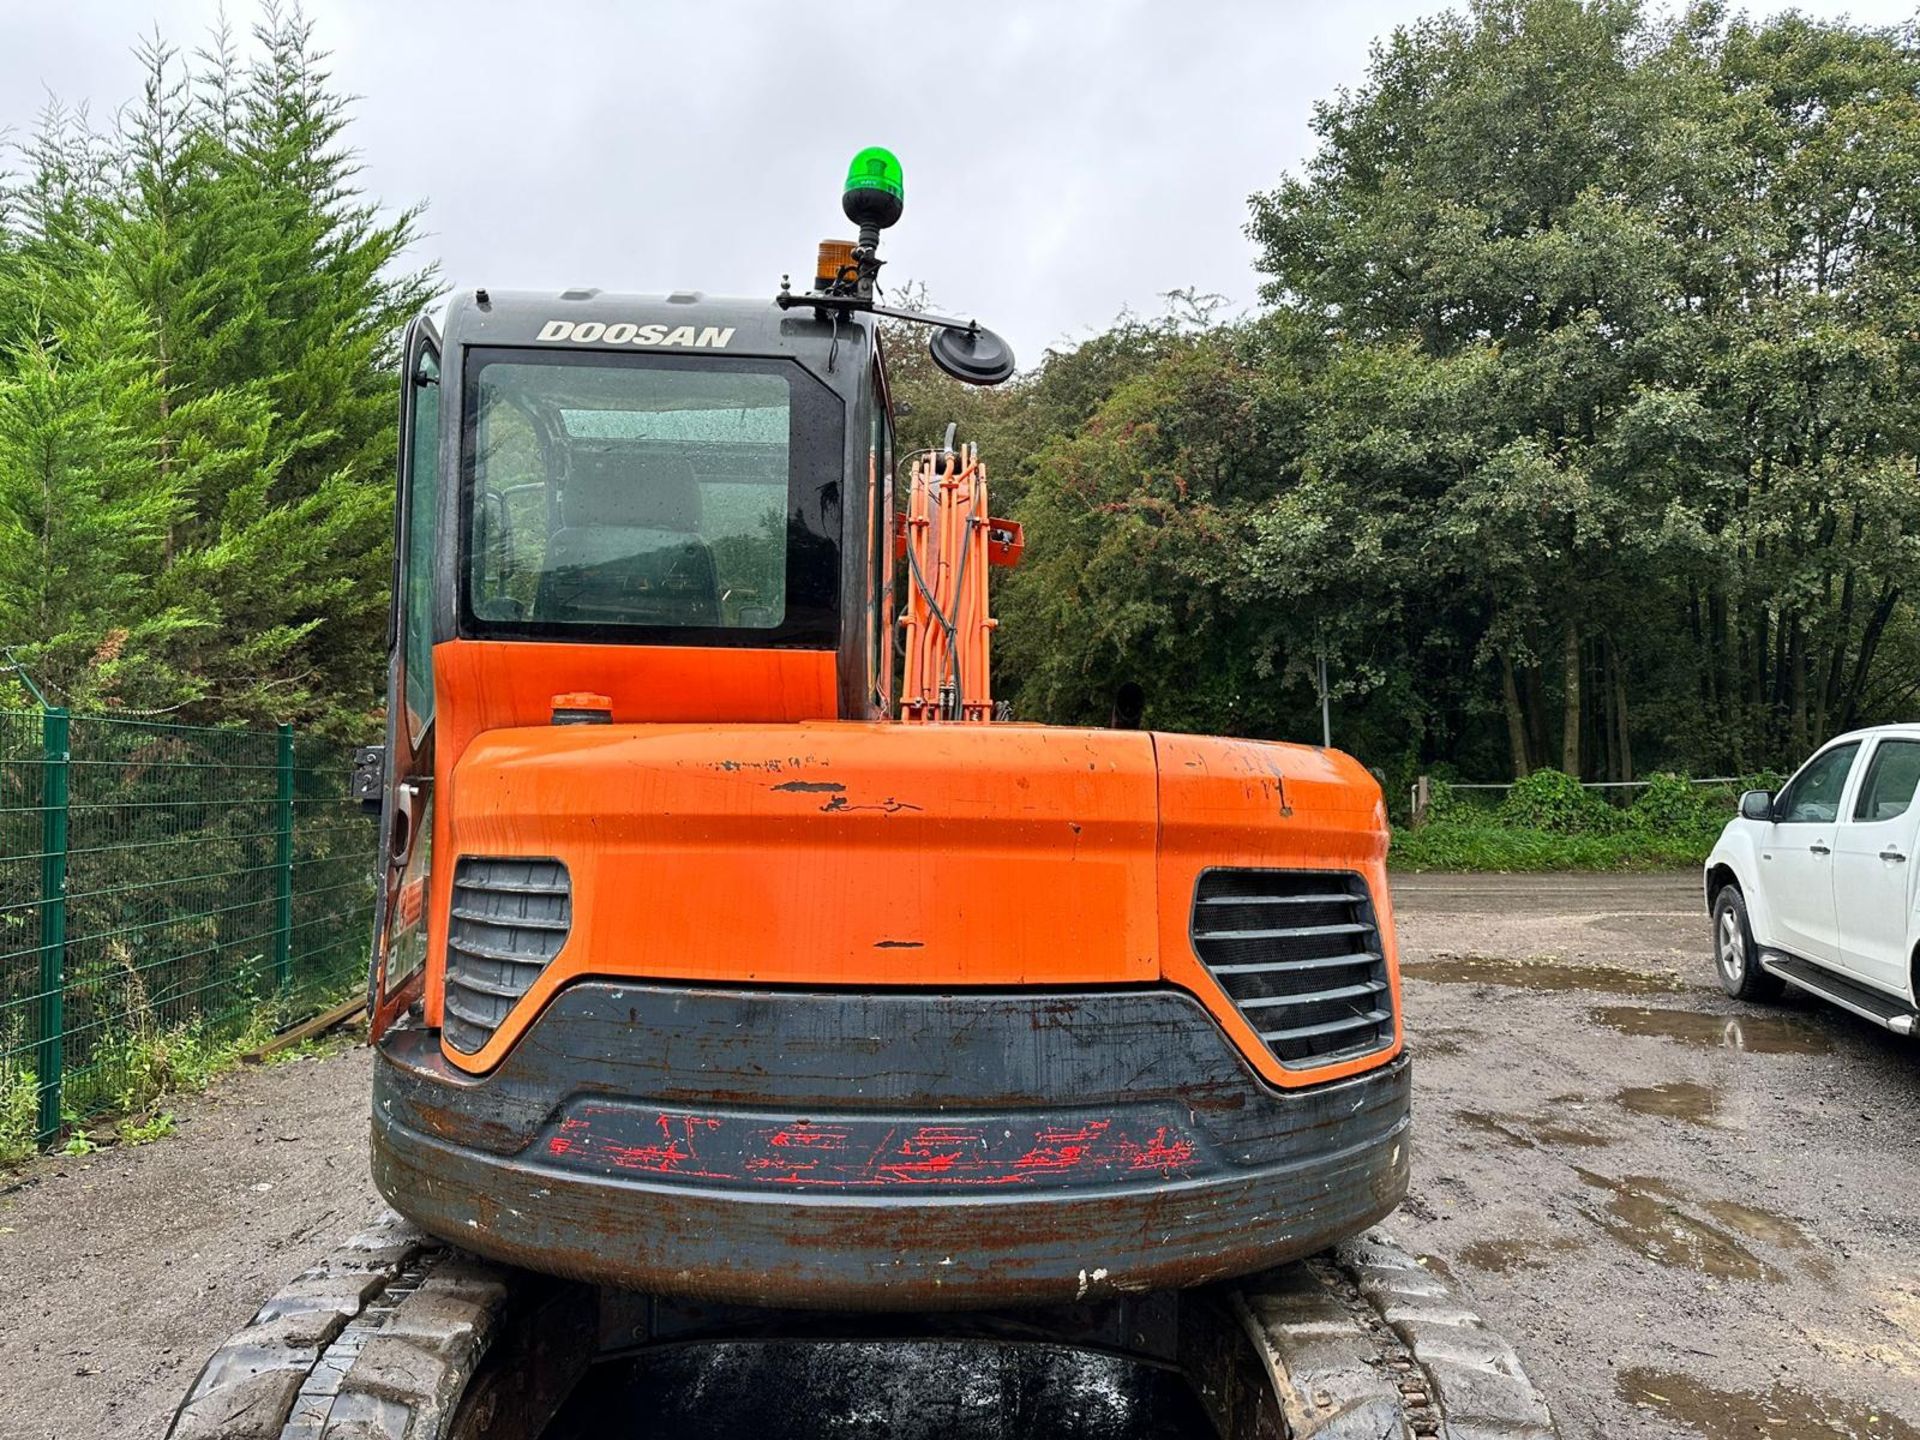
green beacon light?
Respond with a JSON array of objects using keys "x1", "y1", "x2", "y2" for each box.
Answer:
[{"x1": 842, "y1": 146, "x2": 904, "y2": 232}]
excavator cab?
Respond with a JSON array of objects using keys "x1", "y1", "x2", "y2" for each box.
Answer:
[{"x1": 362, "y1": 152, "x2": 1411, "y2": 1312}]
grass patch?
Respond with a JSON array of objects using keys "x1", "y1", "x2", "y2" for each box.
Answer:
[
  {"x1": 1392, "y1": 821, "x2": 1714, "y2": 872},
  {"x1": 1, "y1": 991, "x2": 360, "y2": 1169},
  {"x1": 0, "y1": 1063, "x2": 38, "y2": 1167}
]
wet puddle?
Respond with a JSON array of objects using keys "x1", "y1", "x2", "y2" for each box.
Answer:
[
  {"x1": 1574, "y1": 1171, "x2": 1780, "y2": 1282},
  {"x1": 1701, "y1": 1199, "x2": 1813, "y2": 1250},
  {"x1": 1615, "y1": 1080, "x2": 1721, "y2": 1125},
  {"x1": 1457, "y1": 1108, "x2": 1614, "y2": 1150},
  {"x1": 1402, "y1": 952, "x2": 1688, "y2": 995},
  {"x1": 555, "y1": 1341, "x2": 1216, "y2": 1439},
  {"x1": 1590, "y1": 1006, "x2": 1834, "y2": 1055},
  {"x1": 1456, "y1": 1235, "x2": 1586, "y2": 1275},
  {"x1": 1620, "y1": 1367, "x2": 1920, "y2": 1439}
]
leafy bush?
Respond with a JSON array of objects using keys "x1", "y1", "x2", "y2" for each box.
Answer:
[
  {"x1": 1397, "y1": 768, "x2": 1747, "y2": 871},
  {"x1": 1627, "y1": 773, "x2": 1727, "y2": 836},
  {"x1": 1423, "y1": 779, "x2": 1468, "y2": 823},
  {"x1": 1498, "y1": 769, "x2": 1622, "y2": 834}
]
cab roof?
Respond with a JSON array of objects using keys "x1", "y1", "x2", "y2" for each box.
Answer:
[{"x1": 439, "y1": 287, "x2": 874, "y2": 368}]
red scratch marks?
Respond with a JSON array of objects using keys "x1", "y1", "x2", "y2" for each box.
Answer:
[
  {"x1": 768, "y1": 1123, "x2": 854, "y2": 1150},
  {"x1": 602, "y1": 1139, "x2": 695, "y2": 1173},
  {"x1": 1012, "y1": 1121, "x2": 1112, "y2": 1173},
  {"x1": 873, "y1": 1125, "x2": 989, "y2": 1183},
  {"x1": 538, "y1": 1109, "x2": 1201, "y2": 1189},
  {"x1": 1119, "y1": 1126, "x2": 1197, "y2": 1171},
  {"x1": 545, "y1": 1114, "x2": 590, "y2": 1158}
]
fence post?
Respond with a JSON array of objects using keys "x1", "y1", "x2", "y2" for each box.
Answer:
[
  {"x1": 274, "y1": 723, "x2": 294, "y2": 993},
  {"x1": 36, "y1": 708, "x2": 69, "y2": 1143}
]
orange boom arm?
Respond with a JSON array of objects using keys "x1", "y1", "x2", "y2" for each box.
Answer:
[{"x1": 897, "y1": 442, "x2": 1022, "y2": 723}]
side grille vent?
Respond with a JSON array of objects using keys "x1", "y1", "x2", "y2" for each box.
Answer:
[
  {"x1": 1191, "y1": 869, "x2": 1394, "y2": 1069},
  {"x1": 444, "y1": 857, "x2": 571, "y2": 1055}
]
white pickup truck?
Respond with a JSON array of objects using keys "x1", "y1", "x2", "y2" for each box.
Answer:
[{"x1": 1705, "y1": 723, "x2": 1920, "y2": 1035}]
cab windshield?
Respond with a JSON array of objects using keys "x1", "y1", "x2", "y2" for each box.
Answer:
[{"x1": 460, "y1": 347, "x2": 842, "y2": 646}]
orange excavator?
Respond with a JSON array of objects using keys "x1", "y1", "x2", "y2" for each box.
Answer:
[{"x1": 169, "y1": 151, "x2": 1556, "y2": 1440}]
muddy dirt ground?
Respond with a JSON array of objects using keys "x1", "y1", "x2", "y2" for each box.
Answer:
[{"x1": 1, "y1": 871, "x2": 1916, "y2": 1439}]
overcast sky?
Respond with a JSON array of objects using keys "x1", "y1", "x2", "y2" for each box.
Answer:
[{"x1": 7, "y1": 0, "x2": 1918, "y2": 363}]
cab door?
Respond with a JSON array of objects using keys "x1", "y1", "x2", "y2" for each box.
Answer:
[
  {"x1": 1759, "y1": 740, "x2": 1860, "y2": 966},
  {"x1": 1832, "y1": 736, "x2": 1920, "y2": 994},
  {"x1": 369, "y1": 314, "x2": 443, "y2": 1036}
]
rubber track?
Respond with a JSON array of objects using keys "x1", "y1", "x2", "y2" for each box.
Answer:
[
  {"x1": 168, "y1": 1212, "x2": 512, "y2": 1440},
  {"x1": 1236, "y1": 1229, "x2": 1558, "y2": 1439}
]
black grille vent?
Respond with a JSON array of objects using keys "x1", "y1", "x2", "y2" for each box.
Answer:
[
  {"x1": 1191, "y1": 869, "x2": 1394, "y2": 1069},
  {"x1": 444, "y1": 857, "x2": 571, "y2": 1055}
]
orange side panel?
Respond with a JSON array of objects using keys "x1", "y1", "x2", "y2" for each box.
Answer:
[
  {"x1": 438, "y1": 721, "x2": 1160, "y2": 1074},
  {"x1": 423, "y1": 640, "x2": 838, "y2": 1032},
  {"x1": 1153, "y1": 733, "x2": 1403, "y2": 1090}
]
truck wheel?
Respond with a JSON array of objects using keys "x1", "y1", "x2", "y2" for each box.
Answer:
[{"x1": 1714, "y1": 886, "x2": 1781, "y2": 1002}]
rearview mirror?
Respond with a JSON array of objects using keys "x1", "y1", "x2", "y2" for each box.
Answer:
[
  {"x1": 1738, "y1": 789, "x2": 1775, "y2": 822},
  {"x1": 929, "y1": 324, "x2": 1016, "y2": 386}
]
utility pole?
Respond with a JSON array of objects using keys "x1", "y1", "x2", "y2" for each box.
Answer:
[{"x1": 1317, "y1": 640, "x2": 1332, "y2": 750}]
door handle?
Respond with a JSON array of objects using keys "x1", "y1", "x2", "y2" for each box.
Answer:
[
  {"x1": 389, "y1": 782, "x2": 421, "y2": 871},
  {"x1": 1809, "y1": 842, "x2": 1831, "y2": 855},
  {"x1": 1882, "y1": 849, "x2": 1908, "y2": 862}
]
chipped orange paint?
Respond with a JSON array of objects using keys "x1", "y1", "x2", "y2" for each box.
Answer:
[{"x1": 418, "y1": 652, "x2": 1401, "y2": 1091}]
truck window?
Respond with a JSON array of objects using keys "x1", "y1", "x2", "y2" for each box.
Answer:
[
  {"x1": 1776, "y1": 742, "x2": 1861, "y2": 824},
  {"x1": 1851, "y1": 739, "x2": 1920, "y2": 823}
]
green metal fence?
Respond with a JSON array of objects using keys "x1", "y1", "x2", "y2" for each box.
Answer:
[{"x1": 0, "y1": 709, "x2": 377, "y2": 1149}]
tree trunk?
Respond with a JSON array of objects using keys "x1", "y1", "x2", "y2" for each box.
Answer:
[
  {"x1": 1606, "y1": 632, "x2": 1633, "y2": 782},
  {"x1": 1501, "y1": 654, "x2": 1531, "y2": 780},
  {"x1": 1561, "y1": 621, "x2": 1581, "y2": 777},
  {"x1": 1841, "y1": 584, "x2": 1901, "y2": 730},
  {"x1": 1788, "y1": 622, "x2": 1809, "y2": 755},
  {"x1": 1524, "y1": 666, "x2": 1551, "y2": 768}
]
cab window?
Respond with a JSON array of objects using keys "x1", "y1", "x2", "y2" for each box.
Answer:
[
  {"x1": 1851, "y1": 739, "x2": 1920, "y2": 824},
  {"x1": 462, "y1": 347, "x2": 844, "y2": 648},
  {"x1": 402, "y1": 344, "x2": 440, "y2": 743},
  {"x1": 1776, "y1": 742, "x2": 1861, "y2": 824}
]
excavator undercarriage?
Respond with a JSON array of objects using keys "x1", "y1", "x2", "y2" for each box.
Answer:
[{"x1": 172, "y1": 1213, "x2": 1556, "y2": 1440}]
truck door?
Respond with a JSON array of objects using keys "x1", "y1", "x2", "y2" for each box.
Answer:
[
  {"x1": 1759, "y1": 740, "x2": 1859, "y2": 966},
  {"x1": 369, "y1": 314, "x2": 442, "y2": 1036},
  {"x1": 1832, "y1": 735, "x2": 1920, "y2": 994}
]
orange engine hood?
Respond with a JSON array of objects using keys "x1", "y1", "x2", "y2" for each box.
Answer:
[{"x1": 425, "y1": 721, "x2": 1398, "y2": 1088}]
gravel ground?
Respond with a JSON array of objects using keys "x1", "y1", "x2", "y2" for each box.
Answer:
[
  {"x1": 0, "y1": 1042, "x2": 380, "y2": 1440},
  {"x1": 1388, "y1": 872, "x2": 1920, "y2": 1440},
  {"x1": 2, "y1": 872, "x2": 1915, "y2": 1439}
]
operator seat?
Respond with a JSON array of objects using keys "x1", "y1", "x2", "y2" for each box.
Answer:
[{"x1": 537, "y1": 449, "x2": 722, "y2": 626}]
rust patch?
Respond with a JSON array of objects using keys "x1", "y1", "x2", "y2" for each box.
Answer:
[
  {"x1": 820, "y1": 795, "x2": 922, "y2": 815},
  {"x1": 771, "y1": 779, "x2": 844, "y2": 794}
]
